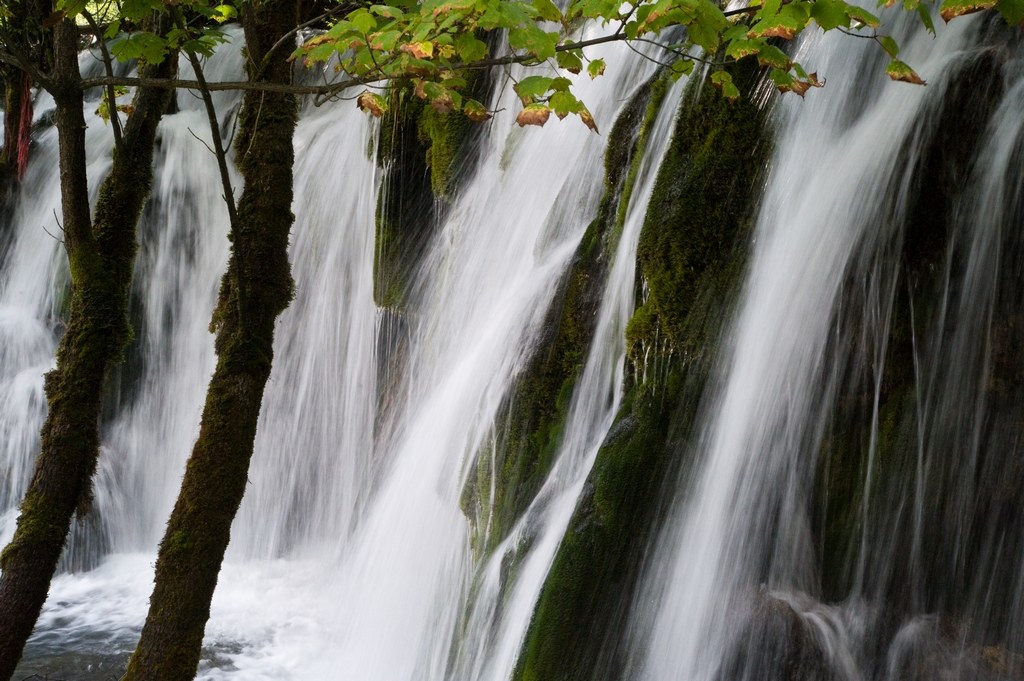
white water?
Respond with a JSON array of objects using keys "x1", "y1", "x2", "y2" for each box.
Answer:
[
  {"x1": 5, "y1": 11, "x2": 1021, "y2": 681},
  {"x1": 1, "y1": 26, "x2": 680, "y2": 679},
  {"x1": 635, "y1": 14, "x2": 1024, "y2": 681}
]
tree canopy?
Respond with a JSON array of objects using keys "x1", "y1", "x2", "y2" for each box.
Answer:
[{"x1": 3, "y1": 0, "x2": 1020, "y2": 132}]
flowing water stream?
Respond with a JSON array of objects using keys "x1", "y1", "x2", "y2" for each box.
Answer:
[
  {"x1": 2, "y1": 11, "x2": 1023, "y2": 681},
  {"x1": 634, "y1": 13, "x2": 1024, "y2": 681},
  {"x1": 2, "y1": 27, "x2": 678, "y2": 680}
]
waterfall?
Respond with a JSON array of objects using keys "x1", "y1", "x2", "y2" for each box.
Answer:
[
  {"x1": 4, "y1": 9, "x2": 1023, "y2": 681},
  {"x1": 634, "y1": 13, "x2": 1024, "y2": 681},
  {"x1": 1, "y1": 24, "x2": 683, "y2": 679}
]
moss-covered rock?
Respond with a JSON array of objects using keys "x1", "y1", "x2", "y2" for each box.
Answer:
[
  {"x1": 374, "y1": 70, "x2": 490, "y2": 308},
  {"x1": 513, "y1": 60, "x2": 771, "y2": 681},
  {"x1": 460, "y1": 74, "x2": 664, "y2": 557},
  {"x1": 375, "y1": 91, "x2": 436, "y2": 309}
]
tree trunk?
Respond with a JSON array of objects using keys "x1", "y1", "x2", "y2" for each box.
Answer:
[
  {"x1": 123, "y1": 2, "x2": 299, "y2": 678},
  {"x1": 0, "y1": 15, "x2": 176, "y2": 679}
]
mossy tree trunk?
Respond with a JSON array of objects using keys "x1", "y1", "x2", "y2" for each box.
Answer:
[
  {"x1": 0, "y1": 12, "x2": 176, "y2": 680},
  {"x1": 123, "y1": 2, "x2": 299, "y2": 678}
]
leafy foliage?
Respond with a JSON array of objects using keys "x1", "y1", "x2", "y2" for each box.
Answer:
[
  {"x1": 287, "y1": 0, "x2": 954, "y2": 130},
  {"x1": 20, "y1": 0, "x2": 1022, "y2": 130}
]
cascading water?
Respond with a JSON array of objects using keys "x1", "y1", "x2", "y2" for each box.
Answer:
[
  {"x1": 634, "y1": 13, "x2": 1024, "y2": 681},
  {"x1": 3, "y1": 9, "x2": 1022, "y2": 681},
  {"x1": 1, "y1": 24, "x2": 682, "y2": 679}
]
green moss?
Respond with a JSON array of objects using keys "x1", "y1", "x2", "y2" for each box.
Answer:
[
  {"x1": 374, "y1": 91, "x2": 433, "y2": 309},
  {"x1": 459, "y1": 76, "x2": 662, "y2": 556},
  {"x1": 513, "y1": 61, "x2": 771, "y2": 681},
  {"x1": 636, "y1": 60, "x2": 769, "y2": 356},
  {"x1": 417, "y1": 105, "x2": 472, "y2": 201}
]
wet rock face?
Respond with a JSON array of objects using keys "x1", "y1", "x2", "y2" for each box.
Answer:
[
  {"x1": 885, "y1": 616, "x2": 1024, "y2": 681},
  {"x1": 715, "y1": 591, "x2": 836, "y2": 681},
  {"x1": 814, "y1": 25, "x2": 1024, "y2": 636}
]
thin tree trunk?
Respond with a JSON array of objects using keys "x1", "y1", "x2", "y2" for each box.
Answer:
[
  {"x1": 123, "y1": 1, "x2": 299, "y2": 678},
  {"x1": 0, "y1": 14, "x2": 176, "y2": 679}
]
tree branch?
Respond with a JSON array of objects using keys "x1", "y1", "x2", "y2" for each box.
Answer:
[
  {"x1": 0, "y1": 25, "x2": 52, "y2": 91},
  {"x1": 183, "y1": 49, "x2": 240, "y2": 235},
  {"x1": 81, "y1": 10, "x2": 124, "y2": 152},
  {"x1": 79, "y1": 30, "x2": 634, "y2": 99},
  {"x1": 262, "y1": 3, "x2": 350, "y2": 73}
]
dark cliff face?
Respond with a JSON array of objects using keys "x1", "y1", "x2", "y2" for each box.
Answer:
[{"x1": 817, "y1": 19, "x2": 1024, "y2": 648}]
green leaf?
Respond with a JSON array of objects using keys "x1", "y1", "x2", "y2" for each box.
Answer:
[
  {"x1": 886, "y1": 59, "x2": 926, "y2": 84},
  {"x1": 349, "y1": 9, "x2": 378, "y2": 34},
  {"x1": 103, "y1": 20, "x2": 122, "y2": 40},
  {"x1": 749, "y1": 3, "x2": 811, "y2": 38},
  {"x1": 670, "y1": 58, "x2": 694, "y2": 80},
  {"x1": 587, "y1": 58, "x2": 606, "y2": 78},
  {"x1": 696, "y1": 0, "x2": 730, "y2": 30},
  {"x1": 878, "y1": 34, "x2": 899, "y2": 57},
  {"x1": 514, "y1": 75, "x2": 554, "y2": 103},
  {"x1": 110, "y1": 31, "x2": 168, "y2": 64},
  {"x1": 846, "y1": 4, "x2": 882, "y2": 25},
  {"x1": 508, "y1": 24, "x2": 559, "y2": 60},
  {"x1": 557, "y1": 50, "x2": 584, "y2": 73},
  {"x1": 463, "y1": 98, "x2": 492, "y2": 121},
  {"x1": 454, "y1": 32, "x2": 488, "y2": 61},
  {"x1": 119, "y1": 0, "x2": 161, "y2": 22},
  {"x1": 769, "y1": 68, "x2": 797, "y2": 93},
  {"x1": 370, "y1": 4, "x2": 406, "y2": 19},
  {"x1": 723, "y1": 24, "x2": 751, "y2": 41},
  {"x1": 532, "y1": 0, "x2": 563, "y2": 21},
  {"x1": 726, "y1": 38, "x2": 761, "y2": 59},
  {"x1": 213, "y1": 4, "x2": 237, "y2": 22},
  {"x1": 756, "y1": 44, "x2": 791, "y2": 68},
  {"x1": 370, "y1": 30, "x2": 403, "y2": 51},
  {"x1": 549, "y1": 90, "x2": 583, "y2": 118},
  {"x1": 567, "y1": 0, "x2": 624, "y2": 20},
  {"x1": 550, "y1": 76, "x2": 573, "y2": 92},
  {"x1": 710, "y1": 70, "x2": 732, "y2": 87},
  {"x1": 689, "y1": 21, "x2": 722, "y2": 51},
  {"x1": 710, "y1": 71, "x2": 741, "y2": 100},
  {"x1": 811, "y1": 0, "x2": 851, "y2": 29},
  {"x1": 917, "y1": 4, "x2": 937, "y2": 31},
  {"x1": 760, "y1": 0, "x2": 784, "y2": 17},
  {"x1": 57, "y1": 0, "x2": 89, "y2": 17}
]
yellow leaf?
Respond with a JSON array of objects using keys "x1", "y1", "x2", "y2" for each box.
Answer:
[
  {"x1": 356, "y1": 90, "x2": 387, "y2": 117},
  {"x1": 580, "y1": 109, "x2": 599, "y2": 134},
  {"x1": 516, "y1": 105, "x2": 551, "y2": 127}
]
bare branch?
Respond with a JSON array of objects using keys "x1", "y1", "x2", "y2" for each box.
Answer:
[
  {"x1": 263, "y1": 3, "x2": 350, "y2": 72},
  {"x1": 723, "y1": 5, "x2": 761, "y2": 17},
  {"x1": 81, "y1": 10, "x2": 124, "y2": 152},
  {"x1": 0, "y1": 25, "x2": 52, "y2": 90},
  {"x1": 630, "y1": 37, "x2": 729, "y2": 67},
  {"x1": 184, "y1": 50, "x2": 240, "y2": 233},
  {"x1": 79, "y1": 31, "x2": 634, "y2": 98}
]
